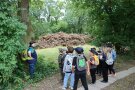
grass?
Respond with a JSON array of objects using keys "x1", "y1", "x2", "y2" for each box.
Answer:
[{"x1": 36, "y1": 44, "x2": 97, "y2": 63}]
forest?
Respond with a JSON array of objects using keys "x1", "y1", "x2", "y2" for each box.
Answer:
[{"x1": 0, "y1": 0, "x2": 135, "y2": 89}]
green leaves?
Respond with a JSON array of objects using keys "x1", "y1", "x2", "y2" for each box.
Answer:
[
  {"x1": 0, "y1": 63, "x2": 5, "y2": 70},
  {"x1": 0, "y1": 1, "x2": 26, "y2": 88},
  {"x1": 69, "y1": 0, "x2": 135, "y2": 50}
]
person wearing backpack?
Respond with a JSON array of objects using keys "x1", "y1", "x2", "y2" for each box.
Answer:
[
  {"x1": 106, "y1": 44, "x2": 116, "y2": 76},
  {"x1": 58, "y1": 48, "x2": 67, "y2": 82},
  {"x1": 72, "y1": 47, "x2": 88, "y2": 90},
  {"x1": 62, "y1": 46, "x2": 75, "y2": 90},
  {"x1": 27, "y1": 41, "x2": 38, "y2": 78},
  {"x1": 87, "y1": 48, "x2": 99, "y2": 84}
]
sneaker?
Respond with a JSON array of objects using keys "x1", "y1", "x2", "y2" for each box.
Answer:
[
  {"x1": 101, "y1": 80, "x2": 108, "y2": 83},
  {"x1": 62, "y1": 87, "x2": 66, "y2": 90},
  {"x1": 90, "y1": 82, "x2": 96, "y2": 84},
  {"x1": 108, "y1": 74, "x2": 111, "y2": 76},
  {"x1": 70, "y1": 87, "x2": 73, "y2": 90},
  {"x1": 69, "y1": 86, "x2": 73, "y2": 90},
  {"x1": 113, "y1": 73, "x2": 116, "y2": 76}
]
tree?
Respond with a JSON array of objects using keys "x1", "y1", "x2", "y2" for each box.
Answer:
[
  {"x1": 71, "y1": 0, "x2": 135, "y2": 51},
  {"x1": 18, "y1": 0, "x2": 33, "y2": 43},
  {"x1": 64, "y1": 1, "x2": 90, "y2": 33},
  {"x1": 30, "y1": 0, "x2": 67, "y2": 38}
]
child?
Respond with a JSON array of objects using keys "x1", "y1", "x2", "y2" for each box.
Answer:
[
  {"x1": 87, "y1": 48, "x2": 98, "y2": 84},
  {"x1": 62, "y1": 46, "x2": 75, "y2": 90},
  {"x1": 72, "y1": 47, "x2": 88, "y2": 90},
  {"x1": 101, "y1": 46, "x2": 108, "y2": 83},
  {"x1": 106, "y1": 44, "x2": 116, "y2": 76}
]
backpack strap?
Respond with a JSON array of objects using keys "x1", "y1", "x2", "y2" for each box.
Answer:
[{"x1": 61, "y1": 54, "x2": 67, "y2": 64}]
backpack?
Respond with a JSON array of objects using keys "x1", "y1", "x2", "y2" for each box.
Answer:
[
  {"x1": 112, "y1": 49, "x2": 117, "y2": 61},
  {"x1": 64, "y1": 54, "x2": 74, "y2": 72},
  {"x1": 77, "y1": 55, "x2": 86, "y2": 71},
  {"x1": 106, "y1": 52, "x2": 114, "y2": 65},
  {"x1": 93, "y1": 55, "x2": 99, "y2": 65},
  {"x1": 58, "y1": 54, "x2": 67, "y2": 68},
  {"x1": 21, "y1": 49, "x2": 32, "y2": 61}
]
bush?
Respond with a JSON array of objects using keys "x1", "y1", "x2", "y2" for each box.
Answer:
[
  {"x1": 33, "y1": 54, "x2": 59, "y2": 82},
  {"x1": 0, "y1": 13, "x2": 26, "y2": 89},
  {"x1": 0, "y1": 1, "x2": 27, "y2": 89},
  {"x1": 3, "y1": 54, "x2": 59, "y2": 90}
]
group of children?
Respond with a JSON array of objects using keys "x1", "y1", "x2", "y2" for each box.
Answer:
[{"x1": 58, "y1": 43, "x2": 116, "y2": 90}]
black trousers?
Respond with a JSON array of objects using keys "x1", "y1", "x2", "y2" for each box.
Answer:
[
  {"x1": 102, "y1": 68, "x2": 108, "y2": 82},
  {"x1": 96, "y1": 65, "x2": 100, "y2": 74},
  {"x1": 108, "y1": 62, "x2": 115, "y2": 74},
  {"x1": 96, "y1": 60, "x2": 103, "y2": 75},
  {"x1": 90, "y1": 68, "x2": 96, "y2": 83},
  {"x1": 73, "y1": 72, "x2": 88, "y2": 90},
  {"x1": 101, "y1": 61, "x2": 108, "y2": 82}
]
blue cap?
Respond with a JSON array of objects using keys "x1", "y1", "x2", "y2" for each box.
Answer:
[{"x1": 75, "y1": 47, "x2": 84, "y2": 53}]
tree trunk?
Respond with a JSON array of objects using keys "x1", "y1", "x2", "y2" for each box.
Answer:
[{"x1": 18, "y1": 0, "x2": 33, "y2": 44}]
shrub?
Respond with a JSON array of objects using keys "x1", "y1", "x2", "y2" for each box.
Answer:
[
  {"x1": 33, "y1": 54, "x2": 59, "y2": 82},
  {"x1": 0, "y1": 3, "x2": 26, "y2": 89}
]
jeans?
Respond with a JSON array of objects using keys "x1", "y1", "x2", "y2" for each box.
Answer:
[
  {"x1": 63, "y1": 73, "x2": 74, "y2": 88},
  {"x1": 29, "y1": 63, "x2": 36, "y2": 78},
  {"x1": 73, "y1": 72, "x2": 88, "y2": 90}
]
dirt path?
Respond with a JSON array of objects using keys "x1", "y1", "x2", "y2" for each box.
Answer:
[{"x1": 24, "y1": 60, "x2": 135, "y2": 90}]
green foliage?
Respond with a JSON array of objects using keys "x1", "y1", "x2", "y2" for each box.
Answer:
[
  {"x1": 70, "y1": 0, "x2": 135, "y2": 51},
  {"x1": 33, "y1": 55, "x2": 58, "y2": 82},
  {"x1": 1, "y1": 0, "x2": 135, "y2": 88},
  {"x1": 32, "y1": 21, "x2": 51, "y2": 39},
  {"x1": 64, "y1": 2, "x2": 89, "y2": 33},
  {"x1": 51, "y1": 21, "x2": 68, "y2": 33},
  {"x1": 0, "y1": 1, "x2": 26, "y2": 89},
  {"x1": 30, "y1": 0, "x2": 67, "y2": 38}
]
